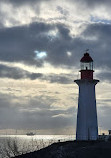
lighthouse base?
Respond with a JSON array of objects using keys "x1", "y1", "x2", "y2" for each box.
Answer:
[{"x1": 74, "y1": 79, "x2": 99, "y2": 141}]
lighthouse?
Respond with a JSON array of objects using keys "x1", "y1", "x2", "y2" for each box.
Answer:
[{"x1": 74, "y1": 52, "x2": 99, "y2": 141}]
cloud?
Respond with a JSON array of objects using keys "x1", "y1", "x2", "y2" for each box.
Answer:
[
  {"x1": 0, "y1": 22, "x2": 55, "y2": 66},
  {"x1": 0, "y1": 20, "x2": 111, "y2": 69},
  {"x1": 1, "y1": 0, "x2": 50, "y2": 6},
  {"x1": 0, "y1": 0, "x2": 111, "y2": 134},
  {"x1": 96, "y1": 71, "x2": 111, "y2": 82},
  {"x1": 0, "y1": 19, "x2": 111, "y2": 83},
  {"x1": 82, "y1": 0, "x2": 111, "y2": 6},
  {"x1": 98, "y1": 105, "x2": 111, "y2": 130},
  {"x1": 1, "y1": 0, "x2": 111, "y2": 29},
  {"x1": 45, "y1": 73, "x2": 73, "y2": 84},
  {"x1": 3, "y1": 0, "x2": 111, "y2": 8},
  {"x1": 0, "y1": 64, "x2": 42, "y2": 80},
  {"x1": 0, "y1": 93, "x2": 76, "y2": 130},
  {"x1": 71, "y1": 0, "x2": 111, "y2": 8},
  {"x1": 0, "y1": 63, "x2": 75, "y2": 83},
  {"x1": 81, "y1": 23, "x2": 111, "y2": 69},
  {"x1": 0, "y1": 21, "x2": 77, "y2": 67}
]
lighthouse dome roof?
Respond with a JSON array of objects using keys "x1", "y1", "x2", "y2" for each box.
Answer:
[{"x1": 80, "y1": 53, "x2": 93, "y2": 62}]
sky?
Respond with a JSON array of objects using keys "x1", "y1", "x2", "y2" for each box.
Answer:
[{"x1": 0, "y1": 0, "x2": 111, "y2": 135}]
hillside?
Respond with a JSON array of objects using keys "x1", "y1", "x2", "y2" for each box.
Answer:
[{"x1": 15, "y1": 140, "x2": 111, "y2": 158}]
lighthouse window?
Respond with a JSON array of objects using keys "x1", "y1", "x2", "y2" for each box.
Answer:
[
  {"x1": 81, "y1": 63, "x2": 84, "y2": 69},
  {"x1": 81, "y1": 62, "x2": 93, "y2": 70}
]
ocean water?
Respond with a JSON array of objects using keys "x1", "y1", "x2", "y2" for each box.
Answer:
[{"x1": 0, "y1": 135, "x2": 75, "y2": 158}]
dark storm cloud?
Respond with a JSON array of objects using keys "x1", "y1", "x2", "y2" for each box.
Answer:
[
  {"x1": 0, "y1": 21, "x2": 77, "y2": 67},
  {"x1": 0, "y1": 22, "x2": 55, "y2": 66},
  {"x1": 1, "y1": 20, "x2": 111, "y2": 78},
  {"x1": 0, "y1": 64, "x2": 42, "y2": 80},
  {"x1": 81, "y1": 23, "x2": 111, "y2": 69},
  {"x1": 45, "y1": 22, "x2": 111, "y2": 71}
]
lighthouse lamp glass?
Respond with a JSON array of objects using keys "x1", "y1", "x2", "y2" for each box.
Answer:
[{"x1": 81, "y1": 62, "x2": 93, "y2": 70}]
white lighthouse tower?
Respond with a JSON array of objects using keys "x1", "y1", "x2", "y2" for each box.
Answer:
[{"x1": 74, "y1": 52, "x2": 99, "y2": 141}]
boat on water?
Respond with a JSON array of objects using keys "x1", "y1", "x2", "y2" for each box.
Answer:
[{"x1": 26, "y1": 132, "x2": 35, "y2": 136}]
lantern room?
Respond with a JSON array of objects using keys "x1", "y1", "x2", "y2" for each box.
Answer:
[{"x1": 80, "y1": 53, "x2": 94, "y2": 80}]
